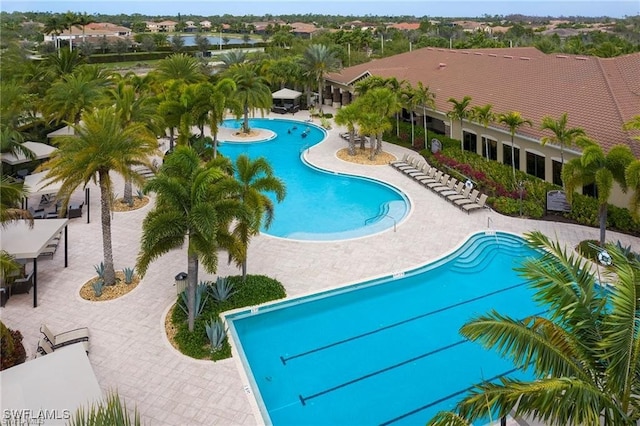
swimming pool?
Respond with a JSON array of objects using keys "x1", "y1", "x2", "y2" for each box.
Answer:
[
  {"x1": 218, "y1": 118, "x2": 409, "y2": 241},
  {"x1": 226, "y1": 232, "x2": 541, "y2": 425}
]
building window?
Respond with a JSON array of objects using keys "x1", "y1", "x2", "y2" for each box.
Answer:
[
  {"x1": 463, "y1": 131, "x2": 477, "y2": 153},
  {"x1": 552, "y1": 160, "x2": 563, "y2": 187},
  {"x1": 526, "y1": 151, "x2": 545, "y2": 179},
  {"x1": 481, "y1": 137, "x2": 497, "y2": 160},
  {"x1": 503, "y1": 145, "x2": 520, "y2": 171},
  {"x1": 582, "y1": 183, "x2": 598, "y2": 198}
]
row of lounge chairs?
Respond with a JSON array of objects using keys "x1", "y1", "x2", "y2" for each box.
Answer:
[
  {"x1": 390, "y1": 154, "x2": 489, "y2": 214},
  {"x1": 36, "y1": 324, "x2": 90, "y2": 356}
]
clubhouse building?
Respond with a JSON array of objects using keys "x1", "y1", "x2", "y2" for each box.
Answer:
[{"x1": 325, "y1": 47, "x2": 640, "y2": 207}]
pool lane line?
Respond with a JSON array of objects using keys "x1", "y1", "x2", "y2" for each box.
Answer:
[
  {"x1": 298, "y1": 339, "x2": 468, "y2": 406},
  {"x1": 297, "y1": 309, "x2": 547, "y2": 408},
  {"x1": 280, "y1": 281, "x2": 528, "y2": 365},
  {"x1": 377, "y1": 367, "x2": 520, "y2": 426}
]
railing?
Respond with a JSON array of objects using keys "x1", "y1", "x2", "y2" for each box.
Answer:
[
  {"x1": 364, "y1": 213, "x2": 397, "y2": 232},
  {"x1": 299, "y1": 143, "x2": 313, "y2": 154}
]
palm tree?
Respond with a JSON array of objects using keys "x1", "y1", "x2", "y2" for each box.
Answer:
[
  {"x1": 412, "y1": 81, "x2": 436, "y2": 148},
  {"x1": 155, "y1": 53, "x2": 205, "y2": 84},
  {"x1": 0, "y1": 177, "x2": 32, "y2": 283},
  {"x1": 400, "y1": 83, "x2": 419, "y2": 146},
  {"x1": 335, "y1": 103, "x2": 361, "y2": 155},
  {"x1": 42, "y1": 71, "x2": 108, "y2": 125},
  {"x1": 64, "y1": 12, "x2": 78, "y2": 52},
  {"x1": 156, "y1": 80, "x2": 187, "y2": 151},
  {"x1": 44, "y1": 107, "x2": 157, "y2": 286},
  {"x1": 207, "y1": 78, "x2": 237, "y2": 159},
  {"x1": 0, "y1": 127, "x2": 35, "y2": 163},
  {"x1": 108, "y1": 79, "x2": 160, "y2": 205},
  {"x1": 429, "y1": 231, "x2": 640, "y2": 426},
  {"x1": 227, "y1": 63, "x2": 272, "y2": 134},
  {"x1": 226, "y1": 155, "x2": 286, "y2": 280},
  {"x1": 43, "y1": 14, "x2": 66, "y2": 54},
  {"x1": 301, "y1": 44, "x2": 341, "y2": 115},
  {"x1": 540, "y1": 113, "x2": 587, "y2": 186},
  {"x1": 359, "y1": 87, "x2": 400, "y2": 155},
  {"x1": 563, "y1": 141, "x2": 634, "y2": 245},
  {"x1": 75, "y1": 13, "x2": 94, "y2": 44},
  {"x1": 136, "y1": 147, "x2": 245, "y2": 332},
  {"x1": 470, "y1": 104, "x2": 495, "y2": 159},
  {"x1": 447, "y1": 96, "x2": 472, "y2": 151},
  {"x1": 497, "y1": 111, "x2": 532, "y2": 185}
]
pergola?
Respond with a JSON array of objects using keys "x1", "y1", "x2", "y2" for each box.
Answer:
[
  {"x1": 0, "y1": 344, "x2": 102, "y2": 418},
  {"x1": 0, "y1": 141, "x2": 57, "y2": 165},
  {"x1": 0, "y1": 219, "x2": 69, "y2": 307},
  {"x1": 23, "y1": 171, "x2": 91, "y2": 223}
]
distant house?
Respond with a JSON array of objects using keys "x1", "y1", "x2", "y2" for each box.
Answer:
[
  {"x1": 452, "y1": 20, "x2": 492, "y2": 33},
  {"x1": 144, "y1": 21, "x2": 158, "y2": 32},
  {"x1": 289, "y1": 22, "x2": 319, "y2": 39},
  {"x1": 157, "y1": 20, "x2": 177, "y2": 33},
  {"x1": 184, "y1": 20, "x2": 198, "y2": 32},
  {"x1": 387, "y1": 22, "x2": 421, "y2": 31},
  {"x1": 200, "y1": 20, "x2": 212, "y2": 30},
  {"x1": 44, "y1": 22, "x2": 131, "y2": 43}
]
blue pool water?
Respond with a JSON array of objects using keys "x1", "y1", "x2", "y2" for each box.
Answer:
[
  {"x1": 226, "y1": 232, "x2": 542, "y2": 425},
  {"x1": 218, "y1": 118, "x2": 409, "y2": 240}
]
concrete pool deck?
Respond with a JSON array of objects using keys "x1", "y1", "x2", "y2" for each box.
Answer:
[{"x1": 1, "y1": 109, "x2": 638, "y2": 425}]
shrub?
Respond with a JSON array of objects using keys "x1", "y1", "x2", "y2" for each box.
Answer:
[
  {"x1": 0, "y1": 321, "x2": 26, "y2": 370},
  {"x1": 68, "y1": 391, "x2": 141, "y2": 426},
  {"x1": 178, "y1": 282, "x2": 209, "y2": 319},
  {"x1": 172, "y1": 275, "x2": 285, "y2": 361},
  {"x1": 92, "y1": 279, "x2": 104, "y2": 297},
  {"x1": 123, "y1": 267, "x2": 135, "y2": 284},
  {"x1": 94, "y1": 262, "x2": 105, "y2": 279},
  {"x1": 210, "y1": 277, "x2": 237, "y2": 303},
  {"x1": 205, "y1": 317, "x2": 226, "y2": 352},
  {"x1": 576, "y1": 239, "x2": 601, "y2": 261}
]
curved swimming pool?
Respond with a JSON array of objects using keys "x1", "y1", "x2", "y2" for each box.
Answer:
[
  {"x1": 226, "y1": 232, "x2": 541, "y2": 425},
  {"x1": 219, "y1": 118, "x2": 409, "y2": 241}
]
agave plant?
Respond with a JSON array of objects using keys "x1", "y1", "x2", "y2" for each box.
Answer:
[
  {"x1": 136, "y1": 189, "x2": 145, "y2": 200},
  {"x1": 205, "y1": 317, "x2": 226, "y2": 352},
  {"x1": 94, "y1": 262, "x2": 105, "y2": 279},
  {"x1": 122, "y1": 267, "x2": 135, "y2": 284},
  {"x1": 92, "y1": 279, "x2": 104, "y2": 297},
  {"x1": 210, "y1": 277, "x2": 237, "y2": 303},
  {"x1": 68, "y1": 391, "x2": 141, "y2": 426},
  {"x1": 179, "y1": 281, "x2": 209, "y2": 319}
]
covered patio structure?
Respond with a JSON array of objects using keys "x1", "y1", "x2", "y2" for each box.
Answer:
[
  {"x1": 0, "y1": 219, "x2": 69, "y2": 307},
  {"x1": 0, "y1": 344, "x2": 102, "y2": 424},
  {"x1": 23, "y1": 171, "x2": 91, "y2": 222},
  {"x1": 0, "y1": 141, "x2": 58, "y2": 177},
  {"x1": 271, "y1": 88, "x2": 302, "y2": 114}
]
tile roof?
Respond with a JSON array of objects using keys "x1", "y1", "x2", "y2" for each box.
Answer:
[{"x1": 326, "y1": 47, "x2": 640, "y2": 156}]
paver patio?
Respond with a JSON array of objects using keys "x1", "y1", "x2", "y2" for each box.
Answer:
[{"x1": 1, "y1": 109, "x2": 638, "y2": 425}]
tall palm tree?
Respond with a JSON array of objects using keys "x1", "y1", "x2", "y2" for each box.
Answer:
[
  {"x1": 44, "y1": 107, "x2": 157, "y2": 286},
  {"x1": 155, "y1": 53, "x2": 205, "y2": 84},
  {"x1": 42, "y1": 71, "x2": 108, "y2": 125},
  {"x1": 400, "y1": 82, "x2": 419, "y2": 146},
  {"x1": 335, "y1": 103, "x2": 361, "y2": 155},
  {"x1": 156, "y1": 80, "x2": 187, "y2": 151},
  {"x1": 207, "y1": 78, "x2": 237, "y2": 159},
  {"x1": 43, "y1": 14, "x2": 66, "y2": 54},
  {"x1": 301, "y1": 44, "x2": 341, "y2": 115},
  {"x1": 359, "y1": 87, "x2": 400, "y2": 155},
  {"x1": 75, "y1": 13, "x2": 94, "y2": 44},
  {"x1": 136, "y1": 147, "x2": 245, "y2": 332},
  {"x1": 497, "y1": 111, "x2": 532, "y2": 185},
  {"x1": 470, "y1": 104, "x2": 495, "y2": 159},
  {"x1": 447, "y1": 96, "x2": 472, "y2": 151},
  {"x1": 225, "y1": 155, "x2": 285, "y2": 280},
  {"x1": 108, "y1": 79, "x2": 161, "y2": 205},
  {"x1": 563, "y1": 141, "x2": 634, "y2": 245},
  {"x1": 64, "y1": 12, "x2": 78, "y2": 52},
  {"x1": 412, "y1": 82, "x2": 436, "y2": 148},
  {"x1": 429, "y1": 231, "x2": 640, "y2": 426},
  {"x1": 227, "y1": 63, "x2": 272, "y2": 134},
  {"x1": 540, "y1": 113, "x2": 587, "y2": 187}
]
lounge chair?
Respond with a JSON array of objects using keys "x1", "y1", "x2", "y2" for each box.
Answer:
[
  {"x1": 454, "y1": 189, "x2": 480, "y2": 208},
  {"x1": 395, "y1": 157, "x2": 419, "y2": 171},
  {"x1": 407, "y1": 164, "x2": 430, "y2": 179},
  {"x1": 446, "y1": 185, "x2": 472, "y2": 203},
  {"x1": 37, "y1": 337, "x2": 89, "y2": 357},
  {"x1": 415, "y1": 167, "x2": 438, "y2": 184},
  {"x1": 462, "y1": 193, "x2": 489, "y2": 213},
  {"x1": 390, "y1": 154, "x2": 412, "y2": 168},
  {"x1": 40, "y1": 324, "x2": 90, "y2": 349},
  {"x1": 421, "y1": 170, "x2": 443, "y2": 187},
  {"x1": 433, "y1": 178, "x2": 458, "y2": 196},
  {"x1": 11, "y1": 272, "x2": 34, "y2": 295},
  {"x1": 438, "y1": 181, "x2": 463, "y2": 199},
  {"x1": 67, "y1": 203, "x2": 83, "y2": 219},
  {"x1": 403, "y1": 161, "x2": 426, "y2": 176},
  {"x1": 426, "y1": 173, "x2": 449, "y2": 190}
]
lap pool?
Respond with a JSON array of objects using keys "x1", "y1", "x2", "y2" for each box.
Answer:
[
  {"x1": 219, "y1": 118, "x2": 409, "y2": 241},
  {"x1": 226, "y1": 232, "x2": 541, "y2": 425}
]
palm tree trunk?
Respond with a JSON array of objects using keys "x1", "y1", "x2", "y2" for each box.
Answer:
[
  {"x1": 599, "y1": 203, "x2": 608, "y2": 245},
  {"x1": 186, "y1": 251, "x2": 199, "y2": 332},
  {"x1": 460, "y1": 118, "x2": 464, "y2": 151},
  {"x1": 423, "y1": 110, "x2": 428, "y2": 149},
  {"x1": 243, "y1": 104, "x2": 250, "y2": 133},
  {"x1": 242, "y1": 260, "x2": 247, "y2": 281},
  {"x1": 376, "y1": 133, "x2": 383, "y2": 154},
  {"x1": 99, "y1": 170, "x2": 116, "y2": 286},
  {"x1": 212, "y1": 132, "x2": 218, "y2": 159},
  {"x1": 410, "y1": 114, "x2": 415, "y2": 147},
  {"x1": 396, "y1": 114, "x2": 399, "y2": 138},
  {"x1": 169, "y1": 128, "x2": 175, "y2": 151},
  {"x1": 360, "y1": 135, "x2": 366, "y2": 150},
  {"x1": 317, "y1": 77, "x2": 324, "y2": 115},
  {"x1": 348, "y1": 130, "x2": 355, "y2": 156},
  {"x1": 123, "y1": 174, "x2": 133, "y2": 206},
  {"x1": 510, "y1": 137, "x2": 517, "y2": 187}
]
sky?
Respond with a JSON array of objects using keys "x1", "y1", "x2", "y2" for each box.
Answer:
[{"x1": 2, "y1": 0, "x2": 639, "y2": 18}]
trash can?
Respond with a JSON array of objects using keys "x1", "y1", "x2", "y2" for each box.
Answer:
[{"x1": 175, "y1": 272, "x2": 188, "y2": 295}]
